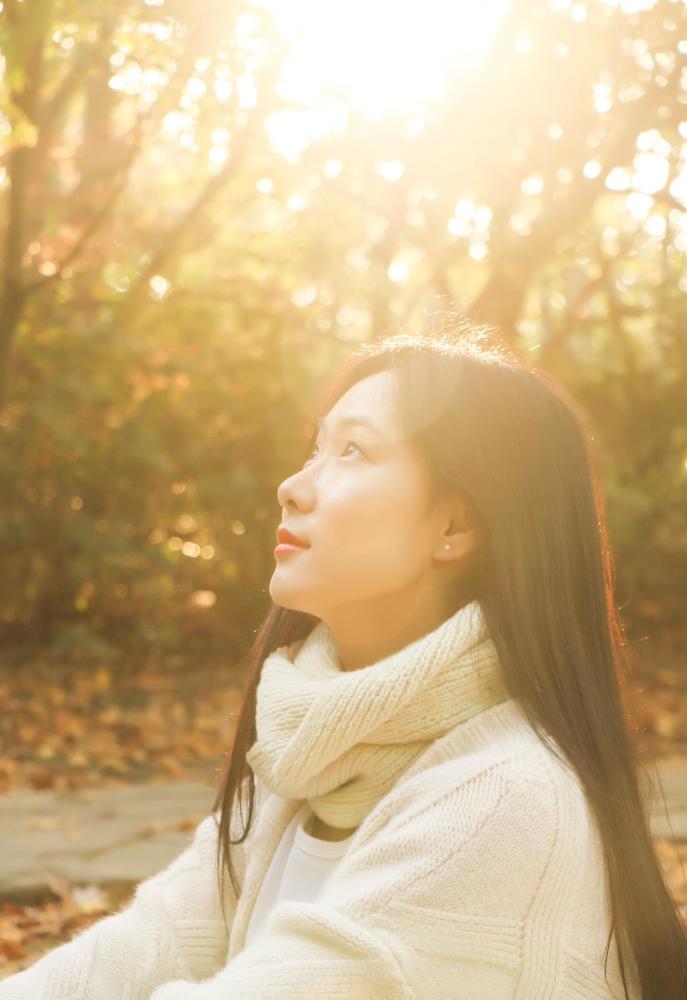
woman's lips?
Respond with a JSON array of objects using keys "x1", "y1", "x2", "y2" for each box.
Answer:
[
  {"x1": 274, "y1": 542, "x2": 309, "y2": 555},
  {"x1": 275, "y1": 525, "x2": 309, "y2": 547}
]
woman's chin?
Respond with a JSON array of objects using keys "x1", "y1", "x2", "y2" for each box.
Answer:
[{"x1": 269, "y1": 575, "x2": 314, "y2": 615}]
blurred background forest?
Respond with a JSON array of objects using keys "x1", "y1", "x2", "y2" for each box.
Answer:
[
  {"x1": 0, "y1": 0, "x2": 686, "y2": 969},
  {"x1": 1, "y1": 0, "x2": 686, "y2": 659},
  {"x1": 0, "y1": 0, "x2": 686, "y2": 770}
]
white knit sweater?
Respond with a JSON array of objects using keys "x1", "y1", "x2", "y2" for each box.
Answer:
[{"x1": 0, "y1": 697, "x2": 639, "y2": 999}]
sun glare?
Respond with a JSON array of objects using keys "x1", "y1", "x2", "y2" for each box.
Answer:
[{"x1": 254, "y1": 0, "x2": 511, "y2": 120}]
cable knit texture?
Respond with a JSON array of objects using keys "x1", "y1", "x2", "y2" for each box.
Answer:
[
  {"x1": 245, "y1": 599, "x2": 509, "y2": 829},
  {"x1": 0, "y1": 601, "x2": 640, "y2": 1000}
]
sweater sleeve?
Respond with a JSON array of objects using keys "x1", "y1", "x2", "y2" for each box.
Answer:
[
  {"x1": 149, "y1": 900, "x2": 416, "y2": 1000},
  {"x1": 146, "y1": 760, "x2": 566, "y2": 1000},
  {"x1": 0, "y1": 808, "x2": 239, "y2": 1000}
]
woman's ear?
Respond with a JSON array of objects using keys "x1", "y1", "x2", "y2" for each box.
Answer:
[{"x1": 433, "y1": 492, "x2": 478, "y2": 560}]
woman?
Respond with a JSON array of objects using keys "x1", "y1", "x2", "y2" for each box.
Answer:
[{"x1": 1, "y1": 326, "x2": 685, "y2": 999}]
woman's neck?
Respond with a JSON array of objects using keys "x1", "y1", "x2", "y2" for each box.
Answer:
[{"x1": 305, "y1": 810, "x2": 358, "y2": 842}]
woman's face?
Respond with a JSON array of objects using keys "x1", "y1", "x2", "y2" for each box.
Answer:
[{"x1": 270, "y1": 369, "x2": 461, "y2": 630}]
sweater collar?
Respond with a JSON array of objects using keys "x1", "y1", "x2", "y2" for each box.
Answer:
[{"x1": 246, "y1": 599, "x2": 509, "y2": 830}]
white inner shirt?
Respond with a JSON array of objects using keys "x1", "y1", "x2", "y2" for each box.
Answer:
[{"x1": 244, "y1": 801, "x2": 356, "y2": 949}]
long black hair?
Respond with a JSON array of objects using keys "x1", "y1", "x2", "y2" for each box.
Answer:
[{"x1": 212, "y1": 322, "x2": 687, "y2": 997}]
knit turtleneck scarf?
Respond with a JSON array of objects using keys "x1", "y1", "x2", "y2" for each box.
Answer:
[{"x1": 245, "y1": 599, "x2": 509, "y2": 831}]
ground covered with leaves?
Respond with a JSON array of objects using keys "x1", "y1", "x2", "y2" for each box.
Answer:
[{"x1": 0, "y1": 655, "x2": 244, "y2": 794}]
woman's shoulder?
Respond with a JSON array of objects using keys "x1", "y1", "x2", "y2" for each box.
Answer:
[
  {"x1": 383, "y1": 699, "x2": 572, "y2": 803},
  {"x1": 345, "y1": 697, "x2": 593, "y2": 879},
  {"x1": 321, "y1": 706, "x2": 598, "y2": 936}
]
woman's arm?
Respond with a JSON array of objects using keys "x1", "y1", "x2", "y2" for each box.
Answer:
[{"x1": 145, "y1": 760, "x2": 567, "y2": 1000}]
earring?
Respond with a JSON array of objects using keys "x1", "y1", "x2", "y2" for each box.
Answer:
[{"x1": 443, "y1": 543, "x2": 451, "y2": 551}]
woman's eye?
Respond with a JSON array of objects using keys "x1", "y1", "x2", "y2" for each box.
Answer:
[
  {"x1": 305, "y1": 440, "x2": 363, "y2": 463},
  {"x1": 340, "y1": 440, "x2": 363, "y2": 458}
]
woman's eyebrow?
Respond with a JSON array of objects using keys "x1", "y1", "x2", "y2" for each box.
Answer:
[{"x1": 315, "y1": 415, "x2": 388, "y2": 442}]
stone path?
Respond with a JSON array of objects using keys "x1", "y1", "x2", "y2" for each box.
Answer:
[
  {"x1": 648, "y1": 759, "x2": 687, "y2": 838},
  {"x1": 0, "y1": 761, "x2": 685, "y2": 902},
  {"x1": 0, "y1": 780, "x2": 216, "y2": 901}
]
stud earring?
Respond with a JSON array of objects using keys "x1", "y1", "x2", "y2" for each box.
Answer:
[{"x1": 443, "y1": 543, "x2": 451, "y2": 551}]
